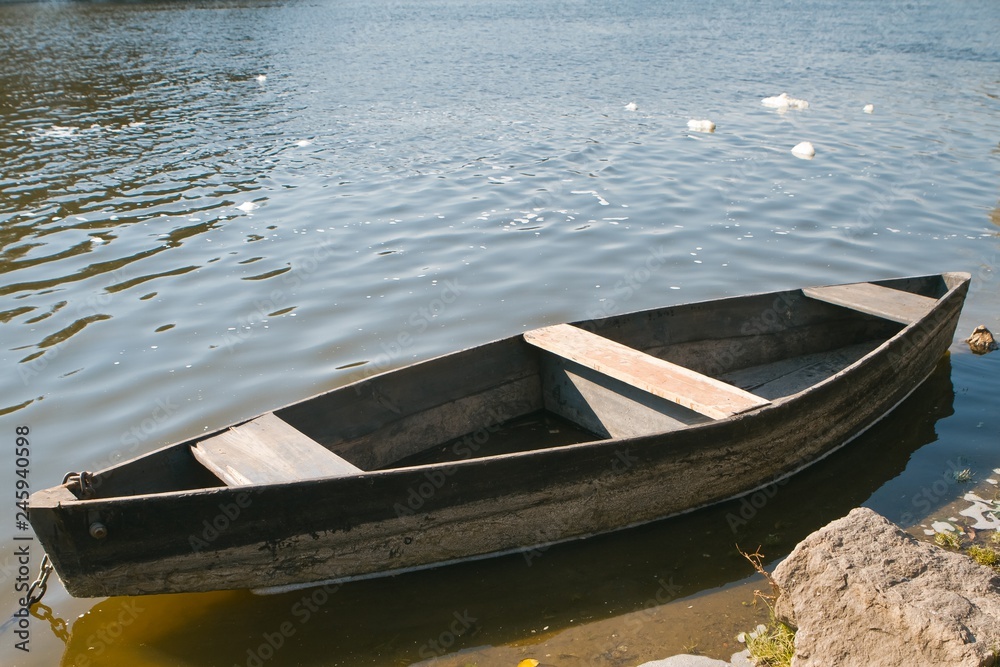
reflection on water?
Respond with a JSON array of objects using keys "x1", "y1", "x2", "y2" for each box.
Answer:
[{"x1": 54, "y1": 359, "x2": 955, "y2": 666}]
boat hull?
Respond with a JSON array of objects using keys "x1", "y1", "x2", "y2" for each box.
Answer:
[{"x1": 29, "y1": 273, "x2": 970, "y2": 597}]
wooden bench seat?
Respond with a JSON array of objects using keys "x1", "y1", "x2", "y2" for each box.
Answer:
[
  {"x1": 192, "y1": 413, "x2": 361, "y2": 486},
  {"x1": 524, "y1": 324, "x2": 770, "y2": 420},
  {"x1": 802, "y1": 282, "x2": 937, "y2": 325}
]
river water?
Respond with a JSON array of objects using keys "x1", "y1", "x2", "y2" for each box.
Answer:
[{"x1": 1, "y1": 0, "x2": 998, "y2": 665}]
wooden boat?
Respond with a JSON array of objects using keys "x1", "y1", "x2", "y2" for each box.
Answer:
[{"x1": 30, "y1": 272, "x2": 970, "y2": 597}]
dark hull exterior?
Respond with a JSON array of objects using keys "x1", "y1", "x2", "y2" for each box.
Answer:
[{"x1": 29, "y1": 273, "x2": 970, "y2": 597}]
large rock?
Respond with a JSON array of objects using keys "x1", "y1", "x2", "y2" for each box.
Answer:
[
  {"x1": 966, "y1": 325, "x2": 998, "y2": 355},
  {"x1": 773, "y1": 507, "x2": 1000, "y2": 667}
]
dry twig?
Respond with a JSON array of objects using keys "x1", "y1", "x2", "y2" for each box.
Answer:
[{"x1": 738, "y1": 545, "x2": 782, "y2": 605}]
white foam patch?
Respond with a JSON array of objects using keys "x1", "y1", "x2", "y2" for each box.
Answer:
[
  {"x1": 762, "y1": 92, "x2": 809, "y2": 110},
  {"x1": 959, "y1": 493, "x2": 1000, "y2": 530},
  {"x1": 571, "y1": 190, "x2": 610, "y2": 206},
  {"x1": 687, "y1": 119, "x2": 716, "y2": 133},
  {"x1": 791, "y1": 141, "x2": 816, "y2": 159},
  {"x1": 931, "y1": 520, "x2": 955, "y2": 533},
  {"x1": 35, "y1": 125, "x2": 79, "y2": 139}
]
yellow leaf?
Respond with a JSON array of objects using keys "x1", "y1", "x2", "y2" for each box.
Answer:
[{"x1": 517, "y1": 660, "x2": 539, "y2": 667}]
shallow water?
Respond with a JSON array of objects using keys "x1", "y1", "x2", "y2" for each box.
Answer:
[{"x1": 1, "y1": 0, "x2": 998, "y2": 665}]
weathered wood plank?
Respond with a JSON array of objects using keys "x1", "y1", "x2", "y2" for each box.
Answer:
[
  {"x1": 803, "y1": 282, "x2": 937, "y2": 325},
  {"x1": 540, "y1": 354, "x2": 711, "y2": 438},
  {"x1": 524, "y1": 324, "x2": 769, "y2": 419},
  {"x1": 338, "y1": 376, "x2": 542, "y2": 470},
  {"x1": 277, "y1": 337, "x2": 539, "y2": 448},
  {"x1": 720, "y1": 341, "x2": 881, "y2": 400},
  {"x1": 192, "y1": 413, "x2": 362, "y2": 486}
]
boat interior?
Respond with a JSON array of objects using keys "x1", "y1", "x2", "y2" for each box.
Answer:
[{"x1": 77, "y1": 275, "x2": 955, "y2": 499}]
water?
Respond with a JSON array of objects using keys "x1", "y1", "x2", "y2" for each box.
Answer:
[{"x1": 0, "y1": 0, "x2": 998, "y2": 664}]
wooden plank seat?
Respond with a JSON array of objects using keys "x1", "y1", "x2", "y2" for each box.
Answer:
[
  {"x1": 192, "y1": 412, "x2": 361, "y2": 486},
  {"x1": 802, "y1": 282, "x2": 937, "y2": 325},
  {"x1": 524, "y1": 324, "x2": 770, "y2": 420}
]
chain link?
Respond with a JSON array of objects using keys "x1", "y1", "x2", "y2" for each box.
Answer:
[
  {"x1": 25, "y1": 554, "x2": 53, "y2": 608},
  {"x1": 31, "y1": 602, "x2": 70, "y2": 644},
  {"x1": 63, "y1": 470, "x2": 95, "y2": 498}
]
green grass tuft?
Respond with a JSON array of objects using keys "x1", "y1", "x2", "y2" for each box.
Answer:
[
  {"x1": 969, "y1": 545, "x2": 1000, "y2": 567},
  {"x1": 739, "y1": 620, "x2": 795, "y2": 667},
  {"x1": 934, "y1": 531, "x2": 962, "y2": 549}
]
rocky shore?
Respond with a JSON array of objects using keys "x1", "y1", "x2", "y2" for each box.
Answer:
[{"x1": 643, "y1": 507, "x2": 1000, "y2": 666}]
